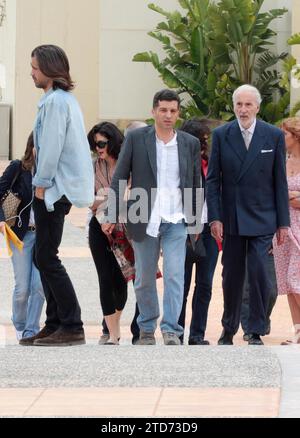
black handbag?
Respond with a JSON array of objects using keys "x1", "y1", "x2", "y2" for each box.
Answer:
[{"x1": 0, "y1": 162, "x2": 22, "y2": 227}]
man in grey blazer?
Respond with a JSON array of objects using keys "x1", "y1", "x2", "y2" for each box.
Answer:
[{"x1": 102, "y1": 89, "x2": 201, "y2": 345}]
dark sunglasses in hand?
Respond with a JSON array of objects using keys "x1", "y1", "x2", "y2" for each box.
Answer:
[{"x1": 95, "y1": 140, "x2": 108, "y2": 149}]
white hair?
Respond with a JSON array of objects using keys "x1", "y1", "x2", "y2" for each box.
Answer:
[
  {"x1": 124, "y1": 121, "x2": 147, "y2": 137},
  {"x1": 232, "y1": 84, "x2": 262, "y2": 106}
]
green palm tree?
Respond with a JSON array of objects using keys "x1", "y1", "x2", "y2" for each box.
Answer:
[{"x1": 133, "y1": 0, "x2": 290, "y2": 122}]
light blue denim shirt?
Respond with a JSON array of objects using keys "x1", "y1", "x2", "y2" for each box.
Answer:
[{"x1": 32, "y1": 88, "x2": 94, "y2": 212}]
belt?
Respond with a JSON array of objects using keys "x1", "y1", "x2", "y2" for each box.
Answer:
[{"x1": 28, "y1": 226, "x2": 36, "y2": 232}]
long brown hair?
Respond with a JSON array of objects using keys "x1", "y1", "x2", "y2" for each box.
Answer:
[
  {"x1": 31, "y1": 45, "x2": 74, "y2": 91},
  {"x1": 21, "y1": 132, "x2": 35, "y2": 171}
]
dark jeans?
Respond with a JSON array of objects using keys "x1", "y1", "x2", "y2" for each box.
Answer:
[
  {"x1": 178, "y1": 224, "x2": 219, "y2": 342},
  {"x1": 33, "y1": 197, "x2": 83, "y2": 331},
  {"x1": 89, "y1": 216, "x2": 127, "y2": 316},
  {"x1": 240, "y1": 252, "x2": 277, "y2": 334}
]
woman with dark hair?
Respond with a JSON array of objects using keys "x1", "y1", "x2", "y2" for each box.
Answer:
[
  {"x1": 0, "y1": 133, "x2": 45, "y2": 341},
  {"x1": 178, "y1": 118, "x2": 219, "y2": 345},
  {"x1": 88, "y1": 122, "x2": 127, "y2": 345}
]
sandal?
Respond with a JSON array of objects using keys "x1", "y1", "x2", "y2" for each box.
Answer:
[{"x1": 281, "y1": 340, "x2": 294, "y2": 345}]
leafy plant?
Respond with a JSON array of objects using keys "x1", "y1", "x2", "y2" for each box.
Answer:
[
  {"x1": 133, "y1": 0, "x2": 299, "y2": 122},
  {"x1": 0, "y1": 0, "x2": 6, "y2": 27}
]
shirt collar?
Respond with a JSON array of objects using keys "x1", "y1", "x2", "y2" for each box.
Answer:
[
  {"x1": 238, "y1": 119, "x2": 256, "y2": 135},
  {"x1": 156, "y1": 132, "x2": 177, "y2": 147},
  {"x1": 38, "y1": 88, "x2": 54, "y2": 109}
]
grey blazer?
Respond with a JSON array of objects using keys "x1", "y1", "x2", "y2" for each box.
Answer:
[{"x1": 106, "y1": 125, "x2": 201, "y2": 242}]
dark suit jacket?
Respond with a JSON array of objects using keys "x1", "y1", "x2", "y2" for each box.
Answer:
[
  {"x1": 206, "y1": 119, "x2": 290, "y2": 236},
  {"x1": 0, "y1": 160, "x2": 33, "y2": 240},
  {"x1": 107, "y1": 125, "x2": 201, "y2": 241}
]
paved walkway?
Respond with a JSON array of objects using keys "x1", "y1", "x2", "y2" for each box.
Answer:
[{"x1": 0, "y1": 160, "x2": 300, "y2": 418}]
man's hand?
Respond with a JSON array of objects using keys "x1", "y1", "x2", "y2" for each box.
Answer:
[
  {"x1": 0, "y1": 221, "x2": 5, "y2": 234},
  {"x1": 210, "y1": 220, "x2": 223, "y2": 242},
  {"x1": 101, "y1": 223, "x2": 116, "y2": 236},
  {"x1": 276, "y1": 227, "x2": 289, "y2": 246},
  {"x1": 290, "y1": 198, "x2": 300, "y2": 209},
  {"x1": 35, "y1": 187, "x2": 45, "y2": 200}
]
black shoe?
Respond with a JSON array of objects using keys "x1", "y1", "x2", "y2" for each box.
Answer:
[
  {"x1": 243, "y1": 333, "x2": 250, "y2": 342},
  {"x1": 218, "y1": 329, "x2": 233, "y2": 345},
  {"x1": 248, "y1": 334, "x2": 264, "y2": 345},
  {"x1": 189, "y1": 337, "x2": 210, "y2": 345},
  {"x1": 132, "y1": 335, "x2": 139, "y2": 345}
]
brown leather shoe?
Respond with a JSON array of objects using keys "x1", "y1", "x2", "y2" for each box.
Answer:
[
  {"x1": 19, "y1": 326, "x2": 56, "y2": 346},
  {"x1": 33, "y1": 327, "x2": 86, "y2": 347}
]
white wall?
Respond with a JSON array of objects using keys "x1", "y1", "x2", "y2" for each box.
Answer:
[
  {"x1": 99, "y1": 0, "x2": 180, "y2": 121},
  {"x1": 0, "y1": 0, "x2": 16, "y2": 105}
]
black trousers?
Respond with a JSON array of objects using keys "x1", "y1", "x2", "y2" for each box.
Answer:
[
  {"x1": 222, "y1": 233, "x2": 273, "y2": 335},
  {"x1": 89, "y1": 216, "x2": 127, "y2": 316},
  {"x1": 178, "y1": 224, "x2": 219, "y2": 341},
  {"x1": 33, "y1": 197, "x2": 83, "y2": 331}
]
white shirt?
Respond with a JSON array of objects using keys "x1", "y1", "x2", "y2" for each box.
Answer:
[
  {"x1": 146, "y1": 133, "x2": 185, "y2": 238},
  {"x1": 29, "y1": 208, "x2": 35, "y2": 227},
  {"x1": 238, "y1": 119, "x2": 256, "y2": 145}
]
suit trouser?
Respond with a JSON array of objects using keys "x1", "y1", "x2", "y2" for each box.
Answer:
[
  {"x1": 240, "y1": 252, "x2": 278, "y2": 334},
  {"x1": 222, "y1": 233, "x2": 273, "y2": 335}
]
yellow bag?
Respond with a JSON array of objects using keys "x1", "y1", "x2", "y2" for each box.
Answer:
[{"x1": 3, "y1": 223, "x2": 23, "y2": 257}]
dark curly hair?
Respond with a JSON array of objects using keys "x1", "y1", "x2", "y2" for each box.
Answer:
[
  {"x1": 180, "y1": 118, "x2": 211, "y2": 161},
  {"x1": 87, "y1": 122, "x2": 124, "y2": 160}
]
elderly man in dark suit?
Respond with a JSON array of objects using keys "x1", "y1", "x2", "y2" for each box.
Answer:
[
  {"x1": 206, "y1": 84, "x2": 290, "y2": 345},
  {"x1": 102, "y1": 89, "x2": 201, "y2": 345}
]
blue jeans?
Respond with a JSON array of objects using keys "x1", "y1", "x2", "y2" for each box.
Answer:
[
  {"x1": 179, "y1": 224, "x2": 219, "y2": 342},
  {"x1": 132, "y1": 222, "x2": 187, "y2": 336},
  {"x1": 11, "y1": 230, "x2": 45, "y2": 338}
]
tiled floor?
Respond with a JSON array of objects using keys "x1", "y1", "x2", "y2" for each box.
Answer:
[{"x1": 0, "y1": 387, "x2": 279, "y2": 418}]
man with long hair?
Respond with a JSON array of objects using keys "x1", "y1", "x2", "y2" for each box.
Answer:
[{"x1": 20, "y1": 45, "x2": 94, "y2": 347}]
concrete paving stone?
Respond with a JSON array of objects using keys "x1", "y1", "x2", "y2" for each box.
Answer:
[
  {"x1": 0, "y1": 388, "x2": 44, "y2": 417},
  {"x1": 0, "y1": 346, "x2": 280, "y2": 389},
  {"x1": 26, "y1": 388, "x2": 161, "y2": 418},
  {"x1": 0, "y1": 387, "x2": 278, "y2": 418},
  {"x1": 156, "y1": 387, "x2": 279, "y2": 418}
]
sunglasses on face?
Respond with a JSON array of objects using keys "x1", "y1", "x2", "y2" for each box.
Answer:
[{"x1": 95, "y1": 140, "x2": 108, "y2": 149}]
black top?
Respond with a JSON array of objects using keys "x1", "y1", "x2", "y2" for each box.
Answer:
[{"x1": 0, "y1": 160, "x2": 33, "y2": 240}]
